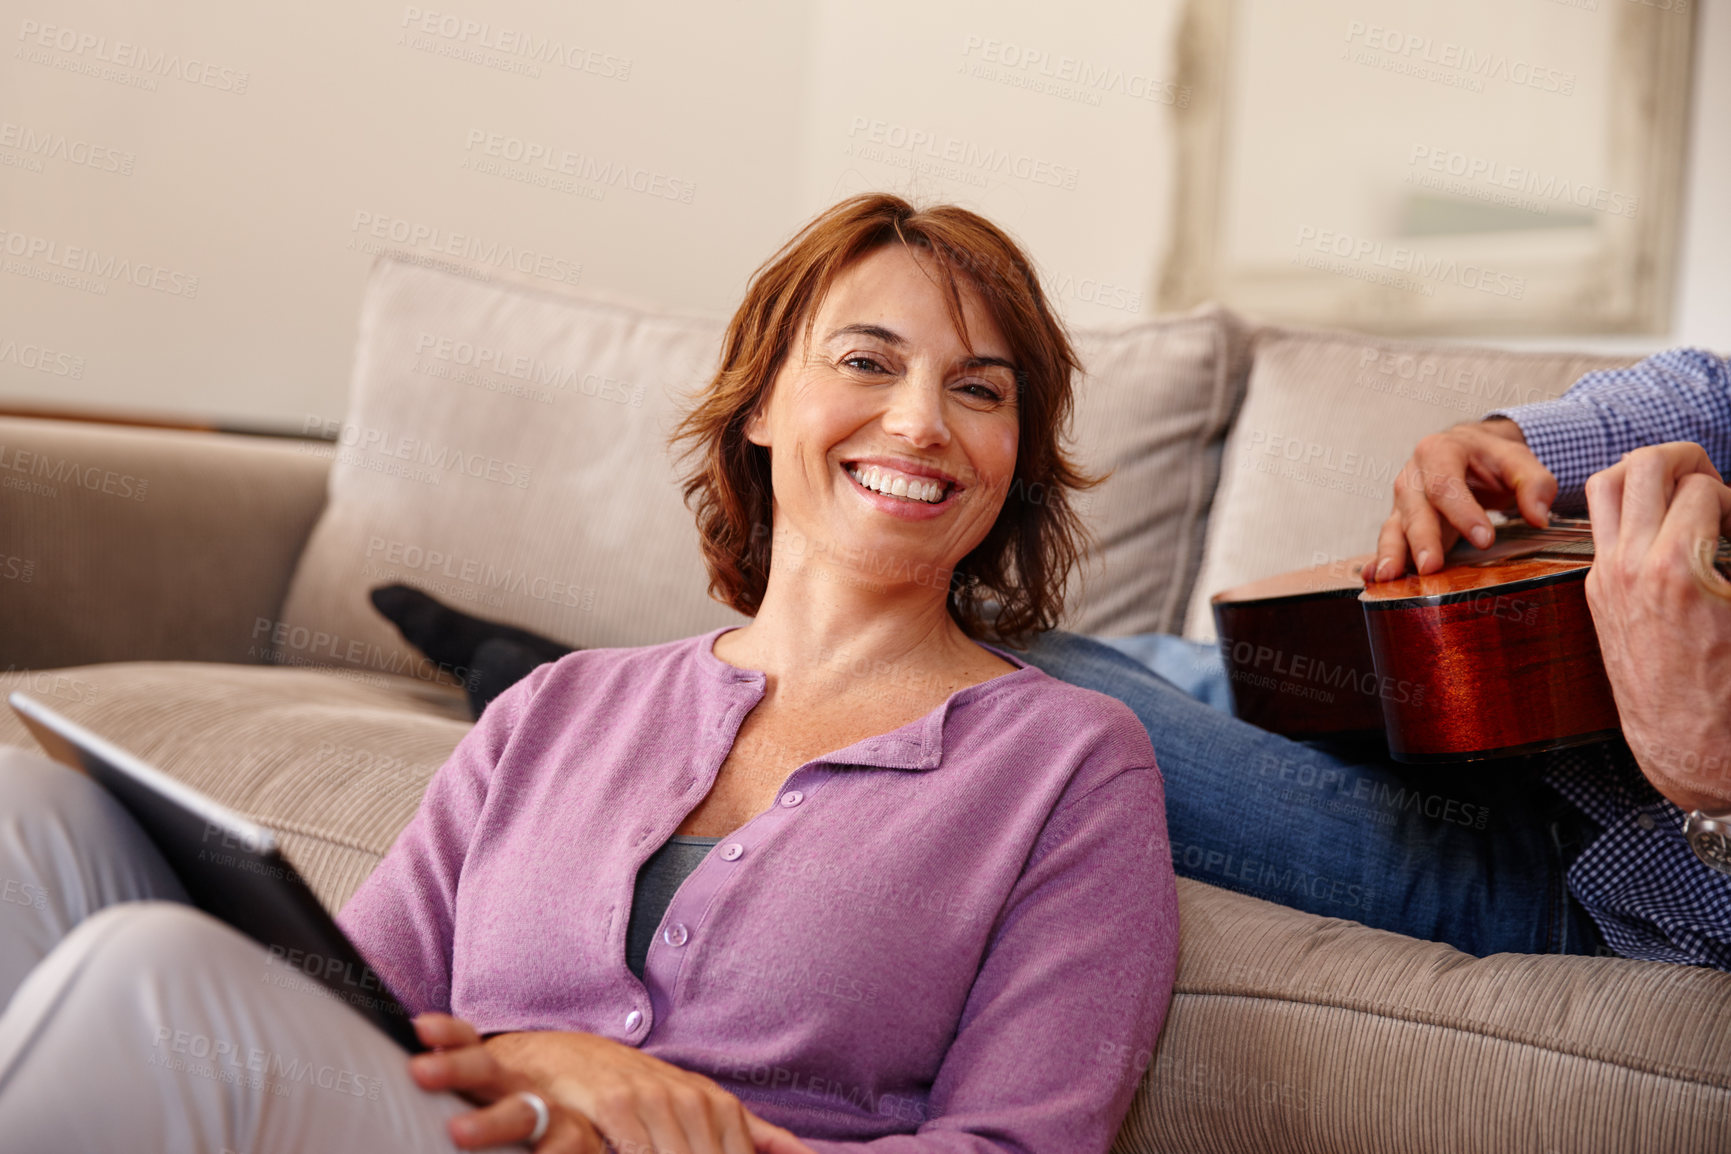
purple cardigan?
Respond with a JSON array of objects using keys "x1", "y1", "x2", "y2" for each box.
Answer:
[{"x1": 339, "y1": 627, "x2": 1179, "y2": 1152}]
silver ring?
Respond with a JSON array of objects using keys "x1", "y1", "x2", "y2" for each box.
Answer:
[{"x1": 517, "y1": 1090, "x2": 550, "y2": 1145}]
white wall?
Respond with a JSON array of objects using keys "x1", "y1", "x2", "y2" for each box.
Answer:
[
  {"x1": 1674, "y1": 0, "x2": 1731, "y2": 349},
  {"x1": 797, "y1": 0, "x2": 1185, "y2": 329},
  {"x1": 0, "y1": 0, "x2": 1724, "y2": 431},
  {"x1": 0, "y1": 0, "x2": 812, "y2": 429}
]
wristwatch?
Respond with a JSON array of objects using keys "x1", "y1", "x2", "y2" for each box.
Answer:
[{"x1": 1682, "y1": 810, "x2": 1731, "y2": 875}]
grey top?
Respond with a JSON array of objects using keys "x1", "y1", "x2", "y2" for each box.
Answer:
[{"x1": 626, "y1": 835, "x2": 720, "y2": 980}]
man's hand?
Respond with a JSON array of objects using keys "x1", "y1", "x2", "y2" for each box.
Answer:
[
  {"x1": 485, "y1": 1030, "x2": 818, "y2": 1154},
  {"x1": 409, "y1": 1014, "x2": 602, "y2": 1151},
  {"x1": 1584, "y1": 442, "x2": 1731, "y2": 813},
  {"x1": 1371, "y1": 418, "x2": 1556, "y2": 581}
]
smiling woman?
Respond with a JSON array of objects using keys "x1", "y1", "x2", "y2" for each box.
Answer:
[
  {"x1": 673, "y1": 194, "x2": 1103, "y2": 644},
  {"x1": 0, "y1": 196, "x2": 1178, "y2": 1154}
]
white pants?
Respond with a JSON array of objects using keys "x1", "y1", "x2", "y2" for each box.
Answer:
[{"x1": 0, "y1": 747, "x2": 476, "y2": 1152}]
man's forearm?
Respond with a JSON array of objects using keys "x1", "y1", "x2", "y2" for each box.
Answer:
[{"x1": 1489, "y1": 349, "x2": 1731, "y2": 512}]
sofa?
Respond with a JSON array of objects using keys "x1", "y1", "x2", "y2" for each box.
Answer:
[{"x1": 3, "y1": 256, "x2": 1728, "y2": 1152}]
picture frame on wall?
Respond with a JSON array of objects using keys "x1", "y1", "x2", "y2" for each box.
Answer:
[{"x1": 1160, "y1": 0, "x2": 1696, "y2": 335}]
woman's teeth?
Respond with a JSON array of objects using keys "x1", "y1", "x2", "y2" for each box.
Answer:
[{"x1": 847, "y1": 464, "x2": 949, "y2": 504}]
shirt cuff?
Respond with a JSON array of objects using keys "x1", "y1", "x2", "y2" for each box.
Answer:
[{"x1": 1486, "y1": 398, "x2": 1611, "y2": 513}]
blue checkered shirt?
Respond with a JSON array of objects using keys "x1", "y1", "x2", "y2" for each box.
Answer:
[{"x1": 1491, "y1": 348, "x2": 1731, "y2": 968}]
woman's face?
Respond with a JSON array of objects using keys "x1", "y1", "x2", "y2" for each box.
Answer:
[{"x1": 745, "y1": 243, "x2": 1019, "y2": 592}]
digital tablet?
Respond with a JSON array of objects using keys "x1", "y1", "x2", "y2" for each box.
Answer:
[{"x1": 8, "y1": 692, "x2": 423, "y2": 1053}]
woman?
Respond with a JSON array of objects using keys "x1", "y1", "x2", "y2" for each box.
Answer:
[{"x1": 0, "y1": 195, "x2": 1179, "y2": 1153}]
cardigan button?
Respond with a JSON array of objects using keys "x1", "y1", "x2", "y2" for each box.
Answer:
[
  {"x1": 624, "y1": 1009, "x2": 643, "y2": 1032},
  {"x1": 663, "y1": 923, "x2": 689, "y2": 947},
  {"x1": 720, "y1": 843, "x2": 744, "y2": 861},
  {"x1": 780, "y1": 790, "x2": 805, "y2": 807}
]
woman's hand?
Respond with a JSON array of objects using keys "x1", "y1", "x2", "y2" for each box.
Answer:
[
  {"x1": 485, "y1": 1029, "x2": 818, "y2": 1154},
  {"x1": 409, "y1": 1013, "x2": 603, "y2": 1151}
]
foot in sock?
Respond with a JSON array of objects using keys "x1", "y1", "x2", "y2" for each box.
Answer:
[
  {"x1": 368, "y1": 584, "x2": 577, "y2": 717},
  {"x1": 465, "y1": 638, "x2": 562, "y2": 717}
]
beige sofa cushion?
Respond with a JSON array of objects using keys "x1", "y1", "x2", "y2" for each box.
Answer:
[
  {"x1": 0, "y1": 418, "x2": 331, "y2": 670},
  {"x1": 278, "y1": 259, "x2": 1253, "y2": 669},
  {"x1": 1116, "y1": 879, "x2": 1731, "y2": 1153},
  {"x1": 1062, "y1": 305, "x2": 1251, "y2": 636},
  {"x1": 1182, "y1": 330, "x2": 1634, "y2": 639},
  {"x1": 277, "y1": 259, "x2": 749, "y2": 682},
  {"x1": 0, "y1": 663, "x2": 469, "y2": 913},
  {"x1": 7, "y1": 664, "x2": 1722, "y2": 1154}
]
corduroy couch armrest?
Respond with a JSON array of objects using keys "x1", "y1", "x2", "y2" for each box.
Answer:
[
  {"x1": 0, "y1": 417, "x2": 332, "y2": 669},
  {"x1": 1113, "y1": 878, "x2": 1731, "y2": 1154}
]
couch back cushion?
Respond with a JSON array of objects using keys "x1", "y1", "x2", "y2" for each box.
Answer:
[
  {"x1": 1063, "y1": 305, "x2": 1251, "y2": 636},
  {"x1": 279, "y1": 260, "x2": 1252, "y2": 674},
  {"x1": 1181, "y1": 330, "x2": 1635, "y2": 640},
  {"x1": 278, "y1": 259, "x2": 746, "y2": 680}
]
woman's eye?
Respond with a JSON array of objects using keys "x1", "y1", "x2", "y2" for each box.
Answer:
[
  {"x1": 842, "y1": 355, "x2": 888, "y2": 374},
  {"x1": 958, "y1": 381, "x2": 1004, "y2": 402}
]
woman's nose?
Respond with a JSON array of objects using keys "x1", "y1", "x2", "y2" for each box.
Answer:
[{"x1": 880, "y1": 373, "x2": 950, "y2": 448}]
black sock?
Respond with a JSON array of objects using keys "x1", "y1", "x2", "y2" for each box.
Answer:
[
  {"x1": 368, "y1": 584, "x2": 577, "y2": 717},
  {"x1": 466, "y1": 637, "x2": 561, "y2": 717}
]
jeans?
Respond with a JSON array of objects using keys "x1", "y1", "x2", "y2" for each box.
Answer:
[{"x1": 1020, "y1": 630, "x2": 1606, "y2": 958}]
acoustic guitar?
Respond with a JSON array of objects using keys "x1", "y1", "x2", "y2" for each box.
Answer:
[{"x1": 1210, "y1": 519, "x2": 1731, "y2": 763}]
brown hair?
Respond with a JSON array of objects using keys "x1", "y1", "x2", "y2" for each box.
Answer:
[{"x1": 669, "y1": 194, "x2": 1102, "y2": 646}]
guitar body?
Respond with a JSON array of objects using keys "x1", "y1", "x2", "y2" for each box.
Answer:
[
  {"x1": 1208, "y1": 561, "x2": 1383, "y2": 739},
  {"x1": 1211, "y1": 521, "x2": 1641, "y2": 763},
  {"x1": 1360, "y1": 556, "x2": 1617, "y2": 762}
]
